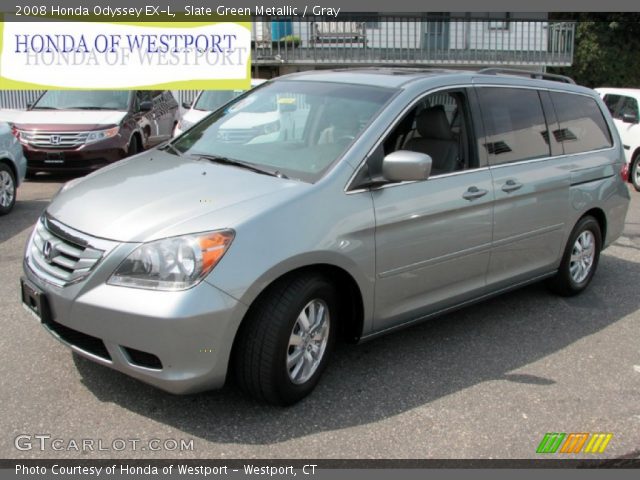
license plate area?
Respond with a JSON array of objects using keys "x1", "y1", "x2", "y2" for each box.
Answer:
[
  {"x1": 45, "y1": 152, "x2": 65, "y2": 164},
  {"x1": 21, "y1": 278, "x2": 50, "y2": 323}
]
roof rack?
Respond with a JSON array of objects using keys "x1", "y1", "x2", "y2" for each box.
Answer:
[{"x1": 477, "y1": 68, "x2": 575, "y2": 84}]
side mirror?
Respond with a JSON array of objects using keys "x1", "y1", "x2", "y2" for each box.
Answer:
[
  {"x1": 139, "y1": 101, "x2": 153, "y2": 112},
  {"x1": 622, "y1": 112, "x2": 638, "y2": 124},
  {"x1": 382, "y1": 150, "x2": 432, "y2": 182},
  {"x1": 182, "y1": 101, "x2": 192, "y2": 110},
  {"x1": 26, "y1": 102, "x2": 33, "y2": 109}
]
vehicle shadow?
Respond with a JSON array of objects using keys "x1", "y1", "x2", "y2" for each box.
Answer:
[
  {"x1": 73, "y1": 253, "x2": 640, "y2": 445},
  {"x1": 26, "y1": 172, "x2": 80, "y2": 184},
  {"x1": 0, "y1": 199, "x2": 48, "y2": 244}
]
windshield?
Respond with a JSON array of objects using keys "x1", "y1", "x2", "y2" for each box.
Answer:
[
  {"x1": 33, "y1": 91, "x2": 131, "y2": 110},
  {"x1": 194, "y1": 90, "x2": 246, "y2": 112},
  {"x1": 172, "y1": 81, "x2": 395, "y2": 183}
]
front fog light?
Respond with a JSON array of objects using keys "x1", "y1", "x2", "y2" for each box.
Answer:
[{"x1": 108, "y1": 230, "x2": 234, "y2": 291}]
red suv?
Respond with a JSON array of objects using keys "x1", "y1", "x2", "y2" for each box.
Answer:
[{"x1": 12, "y1": 90, "x2": 179, "y2": 176}]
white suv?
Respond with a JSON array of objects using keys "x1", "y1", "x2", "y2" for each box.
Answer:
[{"x1": 596, "y1": 88, "x2": 640, "y2": 190}]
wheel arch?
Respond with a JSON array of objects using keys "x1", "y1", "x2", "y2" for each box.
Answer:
[
  {"x1": 0, "y1": 157, "x2": 17, "y2": 183},
  {"x1": 232, "y1": 263, "x2": 365, "y2": 351},
  {"x1": 580, "y1": 207, "x2": 607, "y2": 248}
]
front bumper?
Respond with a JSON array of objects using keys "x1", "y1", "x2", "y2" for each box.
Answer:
[
  {"x1": 22, "y1": 137, "x2": 127, "y2": 173},
  {"x1": 22, "y1": 246, "x2": 247, "y2": 394}
]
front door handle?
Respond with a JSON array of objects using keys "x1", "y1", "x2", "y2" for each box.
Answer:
[
  {"x1": 502, "y1": 179, "x2": 523, "y2": 193},
  {"x1": 462, "y1": 186, "x2": 488, "y2": 200}
]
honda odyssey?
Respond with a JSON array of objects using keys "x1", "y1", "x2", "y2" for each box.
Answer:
[{"x1": 21, "y1": 69, "x2": 630, "y2": 405}]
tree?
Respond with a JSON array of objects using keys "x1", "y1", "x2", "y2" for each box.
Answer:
[{"x1": 549, "y1": 14, "x2": 640, "y2": 88}]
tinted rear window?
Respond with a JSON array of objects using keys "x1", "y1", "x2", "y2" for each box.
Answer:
[
  {"x1": 549, "y1": 92, "x2": 613, "y2": 155},
  {"x1": 477, "y1": 87, "x2": 550, "y2": 165}
]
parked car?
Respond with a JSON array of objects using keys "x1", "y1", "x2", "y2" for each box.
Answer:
[
  {"x1": 0, "y1": 122, "x2": 27, "y2": 215},
  {"x1": 595, "y1": 88, "x2": 640, "y2": 190},
  {"x1": 174, "y1": 79, "x2": 267, "y2": 137},
  {"x1": 21, "y1": 69, "x2": 629, "y2": 405},
  {"x1": 12, "y1": 90, "x2": 179, "y2": 176}
]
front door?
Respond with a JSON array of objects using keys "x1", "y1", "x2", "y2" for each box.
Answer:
[{"x1": 368, "y1": 88, "x2": 493, "y2": 331}]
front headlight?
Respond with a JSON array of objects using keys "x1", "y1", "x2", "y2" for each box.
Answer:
[
  {"x1": 108, "y1": 230, "x2": 234, "y2": 291},
  {"x1": 85, "y1": 126, "x2": 119, "y2": 145}
]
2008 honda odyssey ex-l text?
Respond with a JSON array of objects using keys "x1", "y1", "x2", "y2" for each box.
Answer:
[{"x1": 21, "y1": 69, "x2": 630, "y2": 405}]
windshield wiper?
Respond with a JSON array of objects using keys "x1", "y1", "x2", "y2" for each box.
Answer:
[
  {"x1": 191, "y1": 154, "x2": 288, "y2": 179},
  {"x1": 31, "y1": 106, "x2": 58, "y2": 110},
  {"x1": 71, "y1": 106, "x2": 117, "y2": 110}
]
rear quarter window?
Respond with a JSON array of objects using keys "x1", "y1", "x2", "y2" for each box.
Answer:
[{"x1": 549, "y1": 92, "x2": 613, "y2": 155}]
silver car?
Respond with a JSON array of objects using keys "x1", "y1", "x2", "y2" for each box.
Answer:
[
  {"x1": 21, "y1": 69, "x2": 630, "y2": 405},
  {"x1": 0, "y1": 121, "x2": 27, "y2": 215}
]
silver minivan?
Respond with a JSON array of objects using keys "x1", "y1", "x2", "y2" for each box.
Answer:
[{"x1": 21, "y1": 69, "x2": 630, "y2": 405}]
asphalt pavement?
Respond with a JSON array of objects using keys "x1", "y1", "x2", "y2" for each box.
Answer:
[{"x1": 1, "y1": 174, "x2": 639, "y2": 459}]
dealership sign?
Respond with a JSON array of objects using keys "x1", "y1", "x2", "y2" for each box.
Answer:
[{"x1": 0, "y1": 21, "x2": 251, "y2": 89}]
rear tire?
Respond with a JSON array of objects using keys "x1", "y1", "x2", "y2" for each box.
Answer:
[
  {"x1": 631, "y1": 154, "x2": 640, "y2": 192},
  {"x1": 0, "y1": 163, "x2": 16, "y2": 215},
  {"x1": 233, "y1": 274, "x2": 337, "y2": 406},
  {"x1": 547, "y1": 216, "x2": 602, "y2": 296}
]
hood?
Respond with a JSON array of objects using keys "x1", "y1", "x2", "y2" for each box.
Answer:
[
  {"x1": 0, "y1": 109, "x2": 23, "y2": 124},
  {"x1": 47, "y1": 151, "x2": 306, "y2": 242},
  {"x1": 12, "y1": 110, "x2": 127, "y2": 129}
]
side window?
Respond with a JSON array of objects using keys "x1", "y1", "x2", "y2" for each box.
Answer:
[
  {"x1": 619, "y1": 96, "x2": 639, "y2": 120},
  {"x1": 137, "y1": 91, "x2": 151, "y2": 102},
  {"x1": 549, "y1": 92, "x2": 613, "y2": 155},
  {"x1": 135, "y1": 91, "x2": 151, "y2": 110},
  {"x1": 603, "y1": 94, "x2": 622, "y2": 117},
  {"x1": 373, "y1": 89, "x2": 477, "y2": 177},
  {"x1": 476, "y1": 87, "x2": 550, "y2": 165}
]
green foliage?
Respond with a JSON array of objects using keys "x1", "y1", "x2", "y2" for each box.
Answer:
[{"x1": 548, "y1": 14, "x2": 640, "y2": 88}]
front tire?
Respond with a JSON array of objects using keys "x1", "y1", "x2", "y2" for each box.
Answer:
[
  {"x1": 127, "y1": 135, "x2": 141, "y2": 157},
  {"x1": 631, "y1": 155, "x2": 640, "y2": 192},
  {"x1": 547, "y1": 216, "x2": 602, "y2": 296},
  {"x1": 233, "y1": 274, "x2": 337, "y2": 406},
  {"x1": 0, "y1": 163, "x2": 16, "y2": 215}
]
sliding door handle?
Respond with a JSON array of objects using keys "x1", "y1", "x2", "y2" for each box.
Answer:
[{"x1": 502, "y1": 179, "x2": 523, "y2": 193}]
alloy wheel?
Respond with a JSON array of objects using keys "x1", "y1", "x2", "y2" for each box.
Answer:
[
  {"x1": 0, "y1": 171, "x2": 15, "y2": 208},
  {"x1": 569, "y1": 230, "x2": 596, "y2": 284},
  {"x1": 286, "y1": 299, "x2": 330, "y2": 385}
]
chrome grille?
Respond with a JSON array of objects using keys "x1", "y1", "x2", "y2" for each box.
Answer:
[
  {"x1": 26, "y1": 216, "x2": 117, "y2": 287},
  {"x1": 19, "y1": 130, "x2": 90, "y2": 148}
]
